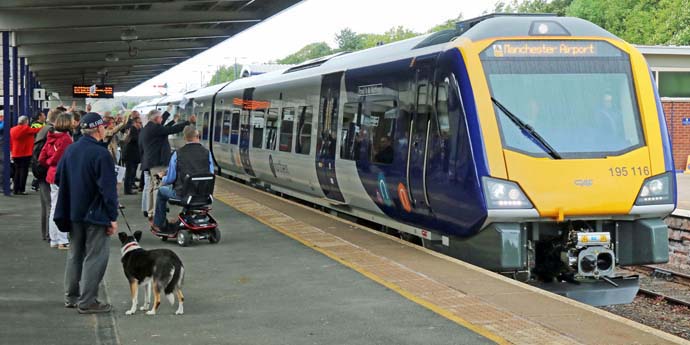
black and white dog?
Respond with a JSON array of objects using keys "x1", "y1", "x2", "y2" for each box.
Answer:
[{"x1": 118, "y1": 231, "x2": 185, "y2": 315}]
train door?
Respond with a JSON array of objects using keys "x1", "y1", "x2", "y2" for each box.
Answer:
[
  {"x1": 239, "y1": 88, "x2": 256, "y2": 176},
  {"x1": 315, "y1": 72, "x2": 346, "y2": 203},
  {"x1": 407, "y1": 55, "x2": 438, "y2": 213}
]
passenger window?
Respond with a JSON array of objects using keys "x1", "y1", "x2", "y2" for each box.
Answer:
[
  {"x1": 252, "y1": 109, "x2": 265, "y2": 148},
  {"x1": 265, "y1": 108, "x2": 279, "y2": 150},
  {"x1": 436, "y1": 82, "x2": 451, "y2": 137},
  {"x1": 221, "y1": 110, "x2": 231, "y2": 144},
  {"x1": 340, "y1": 102, "x2": 361, "y2": 160},
  {"x1": 295, "y1": 106, "x2": 313, "y2": 155},
  {"x1": 365, "y1": 100, "x2": 397, "y2": 164},
  {"x1": 230, "y1": 110, "x2": 240, "y2": 145},
  {"x1": 279, "y1": 107, "x2": 295, "y2": 152},
  {"x1": 213, "y1": 111, "x2": 222, "y2": 142},
  {"x1": 201, "y1": 112, "x2": 210, "y2": 141}
]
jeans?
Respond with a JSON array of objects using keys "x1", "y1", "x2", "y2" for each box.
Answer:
[
  {"x1": 38, "y1": 180, "x2": 51, "y2": 240},
  {"x1": 154, "y1": 185, "x2": 177, "y2": 228},
  {"x1": 64, "y1": 222, "x2": 109, "y2": 308},
  {"x1": 141, "y1": 172, "x2": 150, "y2": 214}
]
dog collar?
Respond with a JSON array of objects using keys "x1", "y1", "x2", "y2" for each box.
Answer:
[{"x1": 120, "y1": 242, "x2": 141, "y2": 256}]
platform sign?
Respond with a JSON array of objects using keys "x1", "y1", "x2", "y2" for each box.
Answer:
[
  {"x1": 682, "y1": 118, "x2": 690, "y2": 126},
  {"x1": 72, "y1": 84, "x2": 114, "y2": 98},
  {"x1": 33, "y1": 88, "x2": 46, "y2": 101}
]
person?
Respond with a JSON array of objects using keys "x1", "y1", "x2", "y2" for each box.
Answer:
[
  {"x1": 153, "y1": 126, "x2": 213, "y2": 232},
  {"x1": 139, "y1": 109, "x2": 195, "y2": 221},
  {"x1": 122, "y1": 111, "x2": 142, "y2": 195},
  {"x1": 71, "y1": 111, "x2": 83, "y2": 142},
  {"x1": 374, "y1": 136, "x2": 394, "y2": 164},
  {"x1": 39, "y1": 113, "x2": 73, "y2": 249},
  {"x1": 33, "y1": 109, "x2": 62, "y2": 241},
  {"x1": 10, "y1": 115, "x2": 41, "y2": 195},
  {"x1": 598, "y1": 92, "x2": 622, "y2": 139},
  {"x1": 31, "y1": 112, "x2": 46, "y2": 129},
  {"x1": 53, "y1": 112, "x2": 118, "y2": 314}
]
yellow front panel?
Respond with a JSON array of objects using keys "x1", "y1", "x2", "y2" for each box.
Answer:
[
  {"x1": 457, "y1": 36, "x2": 668, "y2": 218},
  {"x1": 504, "y1": 148, "x2": 649, "y2": 217}
]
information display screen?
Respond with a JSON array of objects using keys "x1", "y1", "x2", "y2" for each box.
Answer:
[{"x1": 72, "y1": 85, "x2": 114, "y2": 98}]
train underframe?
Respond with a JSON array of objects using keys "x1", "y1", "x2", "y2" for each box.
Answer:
[{"x1": 422, "y1": 218, "x2": 669, "y2": 306}]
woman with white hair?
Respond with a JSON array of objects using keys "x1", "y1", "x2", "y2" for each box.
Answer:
[{"x1": 9, "y1": 115, "x2": 41, "y2": 195}]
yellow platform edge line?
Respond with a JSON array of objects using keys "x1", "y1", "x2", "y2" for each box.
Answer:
[{"x1": 214, "y1": 194, "x2": 510, "y2": 345}]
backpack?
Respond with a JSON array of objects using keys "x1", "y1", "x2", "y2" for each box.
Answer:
[{"x1": 31, "y1": 127, "x2": 53, "y2": 180}]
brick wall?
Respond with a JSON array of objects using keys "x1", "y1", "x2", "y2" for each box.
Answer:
[
  {"x1": 664, "y1": 216, "x2": 690, "y2": 271},
  {"x1": 662, "y1": 100, "x2": 690, "y2": 171}
]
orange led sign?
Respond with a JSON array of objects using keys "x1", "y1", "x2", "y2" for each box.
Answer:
[
  {"x1": 483, "y1": 41, "x2": 621, "y2": 59},
  {"x1": 232, "y1": 98, "x2": 270, "y2": 110},
  {"x1": 72, "y1": 84, "x2": 114, "y2": 99}
]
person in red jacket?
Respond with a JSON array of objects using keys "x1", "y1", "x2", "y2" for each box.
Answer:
[
  {"x1": 10, "y1": 115, "x2": 41, "y2": 195},
  {"x1": 39, "y1": 113, "x2": 73, "y2": 249}
]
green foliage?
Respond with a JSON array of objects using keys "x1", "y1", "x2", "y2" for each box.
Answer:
[
  {"x1": 335, "y1": 28, "x2": 365, "y2": 51},
  {"x1": 276, "y1": 42, "x2": 333, "y2": 64},
  {"x1": 207, "y1": 64, "x2": 242, "y2": 86},
  {"x1": 360, "y1": 26, "x2": 420, "y2": 48},
  {"x1": 493, "y1": 0, "x2": 572, "y2": 15},
  {"x1": 428, "y1": 14, "x2": 464, "y2": 33},
  {"x1": 566, "y1": 0, "x2": 690, "y2": 45}
]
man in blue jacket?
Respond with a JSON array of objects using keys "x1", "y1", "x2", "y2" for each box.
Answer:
[{"x1": 54, "y1": 112, "x2": 118, "y2": 314}]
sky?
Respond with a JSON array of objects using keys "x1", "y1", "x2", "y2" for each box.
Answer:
[{"x1": 124, "y1": 0, "x2": 497, "y2": 96}]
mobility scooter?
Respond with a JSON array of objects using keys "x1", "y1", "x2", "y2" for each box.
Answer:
[{"x1": 150, "y1": 172, "x2": 220, "y2": 246}]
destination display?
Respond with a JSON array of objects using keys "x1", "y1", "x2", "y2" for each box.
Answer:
[
  {"x1": 483, "y1": 40, "x2": 622, "y2": 58},
  {"x1": 72, "y1": 84, "x2": 114, "y2": 98}
]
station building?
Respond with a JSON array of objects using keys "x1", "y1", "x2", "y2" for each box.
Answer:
[{"x1": 638, "y1": 46, "x2": 690, "y2": 170}]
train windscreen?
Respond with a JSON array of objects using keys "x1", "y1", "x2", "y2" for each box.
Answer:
[{"x1": 480, "y1": 40, "x2": 645, "y2": 158}]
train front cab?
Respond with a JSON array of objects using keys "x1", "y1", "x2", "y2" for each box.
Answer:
[{"x1": 430, "y1": 18, "x2": 675, "y2": 305}]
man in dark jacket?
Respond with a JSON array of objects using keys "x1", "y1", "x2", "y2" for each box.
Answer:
[
  {"x1": 139, "y1": 109, "x2": 195, "y2": 220},
  {"x1": 54, "y1": 112, "x2": 118, "y2": 314},
  {"x1": 123, "y1": 111, "x2": 142, "y2": 194},
  {"x1": 153, "y1": 126, "x2": 213, "y2": 232}
]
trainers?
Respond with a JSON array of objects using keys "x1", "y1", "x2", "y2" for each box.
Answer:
[
  {"x1": 77, "y1": 302, "x2": 111, "y2": 314},
  {"x1": 58, "y1": 244, "x2": 70, "y2": 250},
  {"x1": 64, "y1": 302, "x2": 77, "y2": 309}
]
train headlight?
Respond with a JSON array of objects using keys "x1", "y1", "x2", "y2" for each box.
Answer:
[
  {"x1": 482, "y1": 177, "x2": 533, "y2": 209},
  {"x1": 635, "y1": 172, "x2": 674, "y2": 206}
]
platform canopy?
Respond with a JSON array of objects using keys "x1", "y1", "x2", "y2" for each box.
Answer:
[{"x1": 0, "y1": 0, "x2": 301, "y2": 98}]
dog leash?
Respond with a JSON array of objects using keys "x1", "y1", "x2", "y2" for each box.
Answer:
[{"x1": 118, "y1": 206, "x2": 134, "y2": 235}]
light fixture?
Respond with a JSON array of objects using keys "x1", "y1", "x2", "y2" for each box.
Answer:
[
  {"x1": 120, "y1": 28, "x2": 138, "y2": 41},
  {"x1": 105, "y1": 53, "x2": 119, "y2": 62}
]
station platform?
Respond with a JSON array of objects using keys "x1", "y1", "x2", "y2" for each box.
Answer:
[{"x1": 1, "y1": 177, "x2": 688, "y2": 345}]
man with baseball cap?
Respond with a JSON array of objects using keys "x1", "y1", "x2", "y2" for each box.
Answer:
[{"x1": 53, "y1": 112, "x2": 118, "y2": 314}]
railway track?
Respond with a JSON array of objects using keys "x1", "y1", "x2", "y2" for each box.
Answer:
[{"x1": 622, "y1": 265, "x2": 690, "y2": 307}]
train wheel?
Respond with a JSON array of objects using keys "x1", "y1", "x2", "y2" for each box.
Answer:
[
  {"x1": 209, "y1": 228, "x2": 221, "y2": 244},
  {"x1": 177, "y1": 230, "x2": 191, "y2": 247}
]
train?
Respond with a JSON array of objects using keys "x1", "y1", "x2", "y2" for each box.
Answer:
[{"x1": 134, "y1": 14, "x2": 676, "y2": 306}]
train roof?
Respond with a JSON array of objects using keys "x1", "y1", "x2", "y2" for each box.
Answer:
[{"x1": 183, "y1": 14, "x2": 620, "y2": 101}]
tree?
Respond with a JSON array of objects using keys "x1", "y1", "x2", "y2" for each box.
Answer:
[
  {"x1": 566, "y1": 0, "x2": 689, "y2": 45},
  {"x1": 359, "y1": 26, "x2": 420, "y2": 49},
  {"x1": 335, "y1": 28, "x2": 365, "y2": 51},
  {"x1": 276, "y1": 42, "x2": 333, "y2": 64},
  {"x1": 494, "y1": 0, "x2": 572, "y2": 16},
  {"x1": 428, "y1": 14, "x2": 464, "y2": 33},
  {"x1": 207, "y1": 64, "x2": 242, "y2": 86}
]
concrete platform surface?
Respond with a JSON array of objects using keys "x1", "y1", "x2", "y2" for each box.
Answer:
[{"x1": 0, "y1": 186, "x2": 491, "y2": 345}]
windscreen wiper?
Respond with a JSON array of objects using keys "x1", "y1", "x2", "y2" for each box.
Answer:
[{"x1": 491, "y1": 97, "x2": 561, "y2": 160}]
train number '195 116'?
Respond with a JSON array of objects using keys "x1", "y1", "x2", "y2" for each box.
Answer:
[{"x1": 608, "y1": 166, "x2": 650, "y2": 177}]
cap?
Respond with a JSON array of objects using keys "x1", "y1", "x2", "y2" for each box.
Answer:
[{"x1": 80, "y1": 112, "x2": 104, "y2": 129}]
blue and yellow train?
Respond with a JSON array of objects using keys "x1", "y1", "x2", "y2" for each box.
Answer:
[{"x1": 136, "y1": 14, "x2": 675, "y2": 305}]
